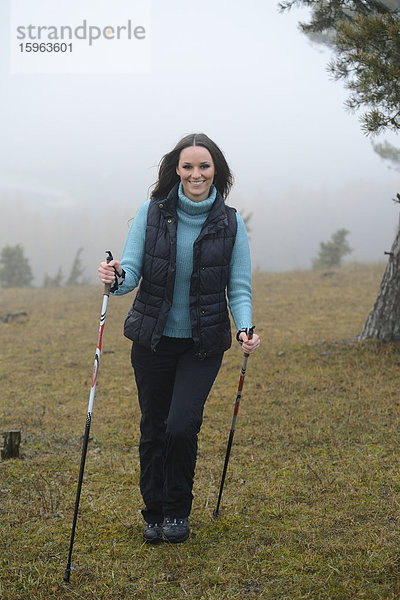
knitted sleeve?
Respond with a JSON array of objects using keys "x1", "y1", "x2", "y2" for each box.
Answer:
[
  {"x1": 111, "y1": 200, "x2": 150, "y2": 296},
  {"x1": 227, "y1": 213, "x2": 253, "y2": 331}
]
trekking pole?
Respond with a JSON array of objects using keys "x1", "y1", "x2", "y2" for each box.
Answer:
[
  {"x1": 64, "y1": 251, "x2": 114, "y2": 583},
  {"x1": 213, "y1": 327, "x2": 254, "y2": 517}
]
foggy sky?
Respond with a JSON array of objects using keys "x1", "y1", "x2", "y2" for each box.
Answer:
[{"x1": 0, "y1": 0, "x2": 399, "y2": 285}]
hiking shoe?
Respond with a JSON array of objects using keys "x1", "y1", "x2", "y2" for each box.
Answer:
[
  {"x1": 143, "y1": 522, "x2": 163, "y2": 544},
  {"x1": 162, "y1": 516, "x2": 190, "y2": 543}
]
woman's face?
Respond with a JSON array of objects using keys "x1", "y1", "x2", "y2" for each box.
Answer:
[{"x1": 176, "y1": 146, "x2": 215, "y2": 202}]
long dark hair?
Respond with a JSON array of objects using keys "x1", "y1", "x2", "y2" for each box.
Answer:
[{"x1": 151, "y1": 133, "x2": 234, "y2": 200}]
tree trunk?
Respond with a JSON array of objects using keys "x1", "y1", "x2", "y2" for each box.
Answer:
[
  {"x1": 1, "y1": 430, "x2": 21, "y2": 460},
  {"x1": 359, "y1": 227, "x2": 400, "y2": 341}
]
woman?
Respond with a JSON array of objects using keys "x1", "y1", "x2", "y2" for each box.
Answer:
[{"x1": 98, "y1": 133, "x2": 260, "y2": 544}]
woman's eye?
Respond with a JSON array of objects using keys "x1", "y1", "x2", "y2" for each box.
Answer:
[
  {"x1": 201, "y1": 164, "x2": 211, "y2": 169},
  {"x1": 182, "y1": 165, "x2": 192, "y2": 170}
]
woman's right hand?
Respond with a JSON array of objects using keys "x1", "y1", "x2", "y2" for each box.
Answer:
[{"x1": 98, "y1": 259, "x2": 122, "y2": 285}]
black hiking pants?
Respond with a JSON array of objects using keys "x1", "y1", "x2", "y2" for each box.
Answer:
[{"x1": 131, "y1": 336, "x2": 223, "y2": 523}]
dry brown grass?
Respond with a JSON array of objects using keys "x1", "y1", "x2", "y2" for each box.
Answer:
[{"x1": 2, "y1": 263, "x2": 400, "y2": 599}]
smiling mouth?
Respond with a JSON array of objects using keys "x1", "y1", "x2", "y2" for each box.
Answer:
[{"x1": 189, "y1": 180, "x2": 206, "y2": 185}]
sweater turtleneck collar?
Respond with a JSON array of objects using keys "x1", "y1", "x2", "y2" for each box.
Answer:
[{"x1": 178, "y1": 182, "x2": 217, "y2": 216}]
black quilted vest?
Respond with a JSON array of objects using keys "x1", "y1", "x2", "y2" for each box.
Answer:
[{"x1": 123, "y1": 183, "x2": 238, "y2": 358}]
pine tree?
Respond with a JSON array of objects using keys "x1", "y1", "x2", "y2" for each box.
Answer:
[
  {"x1": 279, "y1": 0, "x2": 400, "y2": 135},
  {"x1": 312, "y1": 229, "x2": 353, "y2": 269},
  {"x1": 65, "y1": 247, "x2": 86, "y2": 286},
  {"x1": 42, "y1": 267, "x2": 63, "y2": 288},
  {"x1": 372, "y1": 141, "x2": 400, "y2": 170},
  {"x1": 280, "y1": 0, "x2": 400, "y2": 340},
  {"x1": 0, "y1": 244, "x2": 34, "y2": 288}
]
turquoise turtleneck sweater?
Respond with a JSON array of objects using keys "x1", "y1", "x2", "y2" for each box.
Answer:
[{"x1": 113, "y1": 184, "x2": 253, "y2": 337}]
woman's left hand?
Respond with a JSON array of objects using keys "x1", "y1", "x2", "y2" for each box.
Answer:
[{"x1": 239, "y1": 332, "x2": 261, "y2": 354}]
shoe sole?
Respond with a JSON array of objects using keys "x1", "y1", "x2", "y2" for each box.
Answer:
[
  {"x1": 143, "y1": 536, "x2": 163, "y2": 544},
  {"x1": 162, "y1": 532, "x2": 189, "y2": 543}
]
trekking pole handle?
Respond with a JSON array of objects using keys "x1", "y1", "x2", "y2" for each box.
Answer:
[
  {"x1": 104, "y1": 250, "x2": 113, "y2": 296},
  {"x1": 242, "y1": 326, "x2": 254, "y2": 358}
]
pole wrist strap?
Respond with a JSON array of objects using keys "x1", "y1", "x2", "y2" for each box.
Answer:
[
  {"x1": 236, "y1": 326, "x2": 255, "y2": 344},
  {"x1": 110, "y1": 269, "x2": 125, "y2": 293}
]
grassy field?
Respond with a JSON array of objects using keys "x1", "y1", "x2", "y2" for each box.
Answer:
[{"x1": 1, "y1": 263, "x2": 400, "y2": 599}]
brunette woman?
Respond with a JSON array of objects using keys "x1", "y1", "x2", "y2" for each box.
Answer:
[{"x1": 98, "y1": 133, "x2": 260, "y2": 543}]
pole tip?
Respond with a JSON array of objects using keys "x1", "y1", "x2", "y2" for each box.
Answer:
[
  {"x1": 213, "y1": 509, "x2": 220, "y2": 518},
  {"x1": 63, "y1": 568, "x2": 71, "y2": 583}
]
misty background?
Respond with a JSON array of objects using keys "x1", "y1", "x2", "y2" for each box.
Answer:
[{"x1": 1, "y1": 0, "x2": 399, "y2": 285}]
